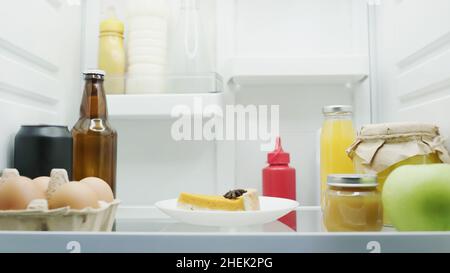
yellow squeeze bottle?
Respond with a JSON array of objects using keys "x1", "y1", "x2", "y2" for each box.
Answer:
[
  {"x1": 320, "y1": 105, "x2": 356, "y2": 207},
  {"x1": 98, "y1": 7, "x2": 125, "y2": 94}
]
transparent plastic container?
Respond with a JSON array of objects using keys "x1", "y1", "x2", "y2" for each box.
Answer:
[{"x1": 166, "y1": 0, "x2": 217, "y2": 94}]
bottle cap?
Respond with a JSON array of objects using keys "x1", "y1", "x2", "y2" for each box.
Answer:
[
  {"x1": 83, "y1": 69, "x2": 105, "y2": 76},
  {"x1": 267, "y1": 137, "x2": 290, "y2": 164},
  {"x1": 322, "y1": 105, "x2": 352, "y2": 114}
]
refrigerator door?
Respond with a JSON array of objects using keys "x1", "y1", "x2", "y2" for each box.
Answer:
[
  {"x1": 375, "y1": 0, "x2": 450, "y2": 143},
  {"x1": 0, "y1": 0, "x2": 82, "y2": 167}
]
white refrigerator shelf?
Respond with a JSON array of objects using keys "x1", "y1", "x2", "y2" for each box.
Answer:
[
  {"x1": 107, "y1": 93, "x2": 225, "y2": 119},
  {"x1": 225, "y1": 57, "x2": 369, "y2": 87},
  {"x1": 0, "y1": 207, "x2": 449, "y2": 253}
]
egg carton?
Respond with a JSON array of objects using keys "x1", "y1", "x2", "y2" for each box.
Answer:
[{"x1": 0, "y1": 199, "x2": 120, "y2": 231}]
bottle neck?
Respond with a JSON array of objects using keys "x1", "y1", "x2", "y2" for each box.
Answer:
[
  {"x1": 268, "y1": 162, "x2": 289, "y2": 166},
  {"x1": 80, "y1": 78, "x2": 108, "y2": 119},
  {"x1": 323, "y1": 112, "x2": 352, "y2": 120}
]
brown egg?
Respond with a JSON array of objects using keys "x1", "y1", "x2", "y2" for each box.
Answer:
[
  {"x1": 0, "y1": 183, "x2": 6, "y2": 209},
  {"x1": 80, "y1": 177, "x2": 114, "y2": 202},
  {"x1": 48, "y1": 182, "x2": 99, "y2": 210},
  {"x1": 0, "y1": 176, "x2": 39, "y2": 210},
  {"x1": 33, "y1": 176, "x2": 50, "y2": 198}
]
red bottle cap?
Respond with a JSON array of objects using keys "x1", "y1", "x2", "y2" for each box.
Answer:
[{"x1": 267, "y1": 137, "x2": 290, "y2": 164}]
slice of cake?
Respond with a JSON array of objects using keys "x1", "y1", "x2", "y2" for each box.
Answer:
[{"x1": 177, "y1": 189, "x2": 260, "y2": 211}]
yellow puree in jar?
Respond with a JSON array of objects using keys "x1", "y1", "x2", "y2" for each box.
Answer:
[{"x1": 323, "y1": 186, "x2": 383, "y2": 232}]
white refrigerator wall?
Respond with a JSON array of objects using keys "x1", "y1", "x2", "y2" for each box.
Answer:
[
  {"x1": 0, "y1": 0, "x2": 82, "y2": 169},
  {"x1": 375, "y1": 0, "x2": 450, "y2": 150},
  {"x1": 232, "y1": 0, "x2": 366, "y2": 58},
  {"x1": 114, "y1": 119, "x2": 218, "y2": 206},
  {"x1": 221, "y1": 0, "x2": 370, "y2": 206}
]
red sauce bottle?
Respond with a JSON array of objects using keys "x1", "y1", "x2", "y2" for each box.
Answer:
[{"x1": 263, "y1": 137, "x2": 297, "y2": 230}]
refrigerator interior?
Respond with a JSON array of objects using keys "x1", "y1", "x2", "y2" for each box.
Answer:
[
  {"x1": 90, "y1": 0, "x2": 372, "y2": 208},
  {"x1": 0, "y1": 0, "x2": 450, "y2": 252}
]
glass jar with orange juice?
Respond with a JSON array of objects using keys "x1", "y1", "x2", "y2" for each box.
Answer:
[{"x1": 320, "y1": 105, "x2": 356, "y2": 208}]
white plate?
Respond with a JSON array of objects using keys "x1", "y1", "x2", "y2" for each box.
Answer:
[{"x1": 155, "y1": 196, "x2": 299, "y2": 227}]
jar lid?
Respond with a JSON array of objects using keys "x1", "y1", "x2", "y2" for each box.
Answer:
[
  {"x1": 322, "y1": 105, "x2": 352, "y2": 114},
  {"x1": 327, "y1": 174, "x2": 378, "y2": 187},
  {"x1": 359, "y1": 122, "x2": 439, "y2": 138}
]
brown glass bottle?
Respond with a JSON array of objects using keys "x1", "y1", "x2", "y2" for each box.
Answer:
[{"x1": 72, "y1": 70, "x2": 117, "y2": 194}]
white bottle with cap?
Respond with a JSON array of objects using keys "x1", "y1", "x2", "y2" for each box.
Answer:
[{"x1": 126, "y1": 0, "x2": 169, "y2": 94}]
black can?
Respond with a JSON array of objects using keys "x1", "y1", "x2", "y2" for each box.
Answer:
[{"x1": 14, "y1": 125, "x2": 72, "y2": 179}]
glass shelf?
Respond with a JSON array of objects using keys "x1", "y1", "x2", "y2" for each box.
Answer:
[
  {"x1": 226, "y1": 57, "x2": 369, "y2": 88},
  {"x1": 1, "y1": 207, "x2": 449, "y2": 253}
]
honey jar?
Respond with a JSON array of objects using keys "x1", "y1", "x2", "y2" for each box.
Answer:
[{"x1": 323, "y1": 174, "x2": 383, "y2": 232}]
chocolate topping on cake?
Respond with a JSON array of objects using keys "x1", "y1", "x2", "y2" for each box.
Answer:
[{"x1": 223, "y1": 189, "x2": 247, "y2": 199}]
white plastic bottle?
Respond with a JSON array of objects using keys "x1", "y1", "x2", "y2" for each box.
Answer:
[{"x1": 126, "y1": 0, "x2": 169, "y2": 94}]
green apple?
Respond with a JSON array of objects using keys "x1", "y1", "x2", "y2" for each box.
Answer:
[{"x1": 383, "y1": 164, "x2": 450, "y2": 231}]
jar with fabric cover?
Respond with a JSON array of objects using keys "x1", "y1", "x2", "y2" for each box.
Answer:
[{"x1": 347, "y1": 123, "x2": 450, "y2": 225}]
